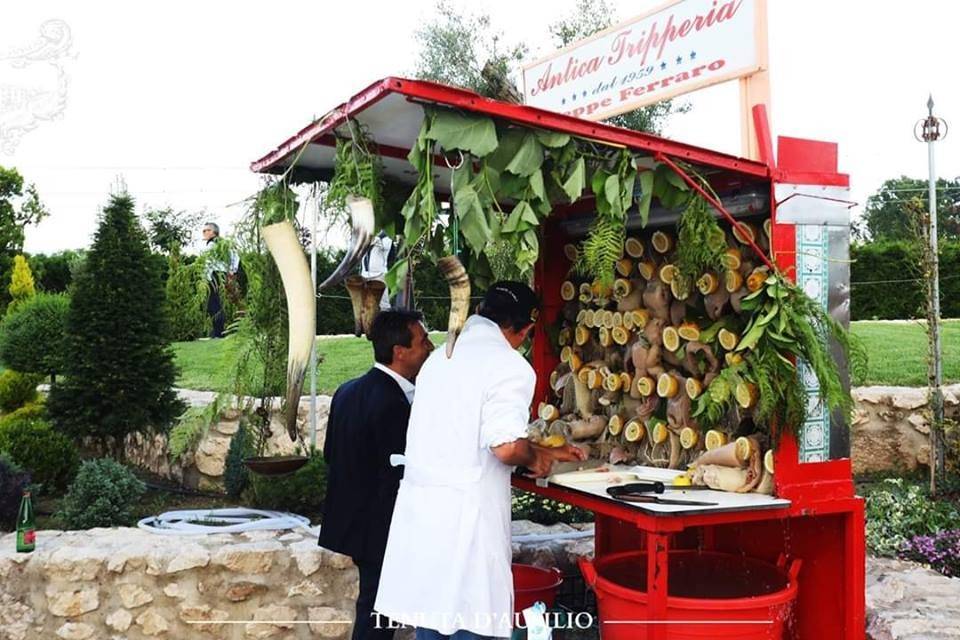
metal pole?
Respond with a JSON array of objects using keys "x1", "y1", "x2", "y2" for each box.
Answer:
[
  {"x1": 308, "y1": 186, "x2": 319, "y2": 451},
  {"x1": 918, "y1": 95, "x2": 946, "y2": 491}
]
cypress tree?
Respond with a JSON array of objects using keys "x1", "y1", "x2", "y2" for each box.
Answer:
[{"x1": 48, "y1": 193, "x2": 184, "y2": 441}]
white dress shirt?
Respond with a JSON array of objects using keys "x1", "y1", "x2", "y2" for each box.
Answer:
[{"x1": 374, "y1": 363, "x2": 415, "y2": 405}]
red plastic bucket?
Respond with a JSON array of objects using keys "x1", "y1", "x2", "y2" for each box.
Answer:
[
  {"x1": 512, "y1": 563, "x2": 564, "y2": 614},
  {"x1": 579, "y1": 551, "x2": 801, "y2": 640}
]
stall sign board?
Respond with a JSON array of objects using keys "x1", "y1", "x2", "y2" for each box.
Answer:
[{"x1": 522, "y1": 0, "x2": 765, "y2": 122}]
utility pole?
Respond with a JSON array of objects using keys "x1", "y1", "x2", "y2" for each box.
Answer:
[{"x1": 914, "y1": 95, "x2": 948, "y2": 494}]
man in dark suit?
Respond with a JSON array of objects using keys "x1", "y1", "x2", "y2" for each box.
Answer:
[{"x1": 319, "y1": 309, "x2": 434, "y2": 640}]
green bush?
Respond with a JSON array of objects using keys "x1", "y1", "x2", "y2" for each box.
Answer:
[
  {"x1": 224, "y1": 421, "x2": 254, "y2": 498},
  {"x1": 165, "y1": 251, "x2": 207, "y2": 342},
  {"x1": 0, "y1": 415, "x2": 78, "y2": 492},
  {"x1": 0, "y1": 370, "x2": 42, "y2": 413},
  {"x1": 0, "y1": 453, "x2": 30, "y2": 531},
  {"x1": 57, "y1": 459, "x2": 146, "y2": 529},
  {"x1": 47, "y1": 193, "x2": 184, "y2": 441},
  {"x1": 511, "y1": 489, "x2": 594, "y2": 526},
  {"x1": 864, "y1": 478, "x2": 960, "y2": 556},
  {"x1": 27, "y1": 250, "x2": 85, "y2": 293},
  {"x1": 851, "y1": 241, "x2": 960, "y2": 320},
  {"x1": 249, "y1": 449, "x2": 327, "y2": 517},
  {"x1": 0, "y1": 293, "x2": 69, "y2": 377},
  {"x1": 0, "y1": 402, "x2": 45, "y2": 426}
]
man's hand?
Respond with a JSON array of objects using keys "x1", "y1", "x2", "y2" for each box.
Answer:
[{"x1": 524, "y1": 443, "x2": 588, "y2": 478}]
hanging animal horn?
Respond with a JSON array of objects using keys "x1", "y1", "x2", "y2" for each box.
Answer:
[
  {"x1": 361, "y1": 279, "x2": 386, "y2": 335},
  {"x1": 262, "y1": 219, "x2": 317, "y2": 442},
  {"x1": 438, "y1": 255, "x2": 470, "y2": 358},
  {"x1": 344, "y1": 276, "x2": 365, "y2": 337},
  {"x1": 318, "y1": 195, "x2": 376, "y2": 290}
]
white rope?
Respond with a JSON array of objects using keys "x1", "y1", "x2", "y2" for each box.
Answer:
[{"x1": 137, "y1": 508, "x2": 319, "y2": 537}]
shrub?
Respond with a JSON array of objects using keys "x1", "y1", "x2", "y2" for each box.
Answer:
[
  {"x1": 0, "y1": 370, "x2": 42, "y2": 413},
  {"x1": 0, "y1": 453, "x2": 30, "y2": 531},
  {"x1": 249, "y1": 449, "x2": 326, "y2": 517},
  {"x1": 0, "y1": 401, "x2": 45, "y2": 426},
  {"x1": 47, "y1": 193, "x2": 184, "y2": 441},
  {"x1": 900, "y1": 529, "x2": 960, "y2": 578},
  {"x1": 27, "y1": 250, "x2": 85, "y2": 293},
  {"x1": 164, "y1": 250, "x2": 206, "y2": 342},
  {"x1": 511, "y1": 489, "x2": 594, "y2": 526},
  {"x1": 56, "y1": 458, "x2": 146, "y2": 529},
  {"x1": 864, "y1": 478, "x2": 960, "y2": 556},
  {"x1": 224, "y1": 421, "x2": 254, "y2": 498},
  {"x1": 0, "y1": 293, "x2": 69, "y2": 377},
  {"x1": 6, "y1": 255, "x2": 35, "y2": 315},
  {"x1": 0, "y1": 415, "x2": 78, "y2": 492}
]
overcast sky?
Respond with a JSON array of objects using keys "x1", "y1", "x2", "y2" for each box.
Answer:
[{"x1": 5, "y1": 0, "x2": 958, "y2": 255}]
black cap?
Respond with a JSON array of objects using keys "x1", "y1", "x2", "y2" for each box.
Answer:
[{"x1": 479, "y1": 281, "x2": 540, "y2": 330}]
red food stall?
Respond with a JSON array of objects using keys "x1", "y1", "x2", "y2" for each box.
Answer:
[{"x1": 252, "y1": 76, "x2": 865, "y2": 639}]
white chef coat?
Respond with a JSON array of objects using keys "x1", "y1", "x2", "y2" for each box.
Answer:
[{"x1": 374, "y1": 315, "x2": 535, "y2": 638}]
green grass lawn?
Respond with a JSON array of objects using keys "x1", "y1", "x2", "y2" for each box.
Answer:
[
  {"x1": 173, "y1": 333, "x2": 445, "y2": 395},
  {"x1": 173, "y1": 321, "x2": 959, "y2": 394},
  {"x1": 850, "y1": 319, "x2": 959, "y2": 386}
]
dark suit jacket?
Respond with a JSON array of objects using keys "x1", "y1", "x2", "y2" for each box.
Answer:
[{"x1": 318, "y1": 367, "x2": 411, "y2": 564}]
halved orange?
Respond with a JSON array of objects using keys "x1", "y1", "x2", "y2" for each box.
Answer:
[
  {"x1": 657, "y1": 372, "x2": 680, "y2": 398},
  {"x1": 620, "y1": 372, "x2": 633, "y2": 391},
  {"x1": 587, "y1": 369, "x2": 604, "y2": 390},
  {"x1": 685, "y1": 377, "x2": 704, "y2": 400},
  {"x1": 732, "y1": 222, "x2": 757, "y2": 245},
  {"x1": 613, "y1": 278, "x2": 632, "y2": 300},
  {"x1": 598, "y1": 326, "x2": 613, "y2": 348},
  {"x1": 539, "y1": 404, "x2": 559, "y2": 422},
  {"x1": 720, "y1": 247, "x2": 742, "y2": 270},
  {"x1": 678, "y1": 322, "x2": 701, "y2": 341},
  {"x1": 680, "y1": 427, "x2": 699, "y2": 449},
  {"x1": 577, "y1": 366, "x2": 592, "y2": 384},
  {"x1": 560, "y1": 280, "x2": 577, "y2": 301},
  {"x1": 564, "y1": 243, "x2": 579, "y2": 262},
  {"x1": 659, "y1": 263, "x2": 678, "y2": 284},
  {"x1": 637, "y1": 259, "x2": 657, "y2": 280},
  {"x1": 582, "y1": 309, "x2": 595, "y2": 327},
  {"x1": 735, "y1": 381, "x2": 758, "y2": 409},
  {"x1": 616, "y1": 258, "x2": 634, "y2": 277},
  {"x1": 623, "y1": 311, "x2": 635, "y2": 330},
  {"x1": 735, "y1": 436, "x2": 754, "y2": 462},
  {"x1": 649, "y1": 418, "x2": 668, "y2": 444},
  {"x1": 612, "y1": 312, "x2": 624, "y2": 328},
  {"x1": 697, "y1": 272, "x2": 719, "y2": 295},
  {"x1": 608, "y1": 414, "x2": 624, "y2": 436},
  {"x1": 746, "y1": 268, "x2": 767, "y2": 292},
  {"x1": 631, "y1": 309, "x2": 650, "y2": 328},
  {"x1": 602, "y1": 310, "x2": 615, "y2": 329},
  {"x1": 662, "y1": 326, "x2": 681, "y2": 351},
  {"x1": 670, "y1": 275, "x2": 691, "y2": 300},
  {"x1": 652, "y1": 230, "x2": 674, "y2": 254},
  {"x1": 625, "y1": 237, "x2": 645, "y2": 258},
  {"x1": 718, "y1": 328, "x2": 739, "y2": 351},
  {"x1": 724, "y1": 269, "x2": 744, "y2": 293},
  {"x1": 624, "y1": 419, "x2": 645, "y2": 442},
  {"x1": 558, "y1": 327, "x2": 572, "y2": 346},
  {"x1": 604, "y1": 372, "x2": 622, "y2": 392},
  {"x1": 575, "y1": 325, "x2": 590, "y2": 346},
  {"x1": 635, "y1": 375, "x2": 655, "y2": 397},
  {"x1": 705, "y1": 430, "x2": 728, "y2": 450},
  {"x1": 560, "y1": 345, "x2": 573, "y2": 364},
  {"x1": 764, "y1": 449, "x2": 775, "y2": 474},
  {"x1": 579, "y1": 282, "x2": 593, "y2": 303},
  {"x1": 612, "y1": 326, "x2": 630, "y2": 346},
  {"x1": 724, "y1": 352, "x2": 743, "y2": 366}
]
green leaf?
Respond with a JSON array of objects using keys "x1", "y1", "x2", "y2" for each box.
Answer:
[
  {"x1": 561, "y1": 157, "x2": 586, "y2": 203},
  {"x1": 502, "y1": 200, "x2": 537, "y2": 234},
  {"x1": 454, "y1": 184, "x2": 493, "y2": 253},
  {"x1": 535, "y1": 129, "x2": 570, "y2": 148},
  {"x1": 384, "y1": 258, "x2": 408, "y2": 294},
  {"x1": 661, "y1": 165, "x2": 689, "y2": 191},
  {"x1": 407, "y1": 118, "x2": 431, "y2": 170},
  {"x1": 427, "y1": 110, "x2": 498, "y2": 157},
  {"x1": 637, "y1": 169, "x2": 654, "y2": 227},
  {"x1": 604, "y1": 174, "x2": 622, "y2": 215},
  {"x1": 591, "y1": 168, "x2": 610, "y2": 197},
  {"x1": 736, "y1": 323, "x2": 766, "y2": 351},
  {"x1": 486, "y1": 129, "x2": 525, "y2": 171},
  {"x1": 756, "y1": 302, "x2": 780, "y2": 327},
  {"x1": 528, "y1": 169, "x2": 547, "y2": 202},
  {"x1": 505, "y1": 133, "x2": 545, "y2": 177}
]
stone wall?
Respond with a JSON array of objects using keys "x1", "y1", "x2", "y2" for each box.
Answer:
[
  {"x1": 850, "y1": 384, "x2": 960, "y2": 475},
  {"x1": 120, "y1": 391, "x2": 331, "y2": 493},
  {"x1": 0, "y1": 527, "x2": 356, "y2": 640}
]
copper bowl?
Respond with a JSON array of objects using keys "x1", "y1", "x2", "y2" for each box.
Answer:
[{"x1": 243, "y1": 455, "x2": 309, "y2": 476}]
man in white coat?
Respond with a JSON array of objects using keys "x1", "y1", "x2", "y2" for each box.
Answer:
[{"x1": 375, "y1": 281, "x2": 587, "y2": 640}]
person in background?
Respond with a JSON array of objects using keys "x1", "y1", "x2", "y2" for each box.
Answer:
[
  {"x1": 360, "y1": 231, "x2": 393, "y2": 311},
  {"x1": 201, "y1": 222, "x2": 239, "y2": 339},
  {"x1": 319, "y1": 309, "x2": 435, "y2": 640},
  {"x1": 375, "y1": 282, "x2": 587, "y2": 640}
]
